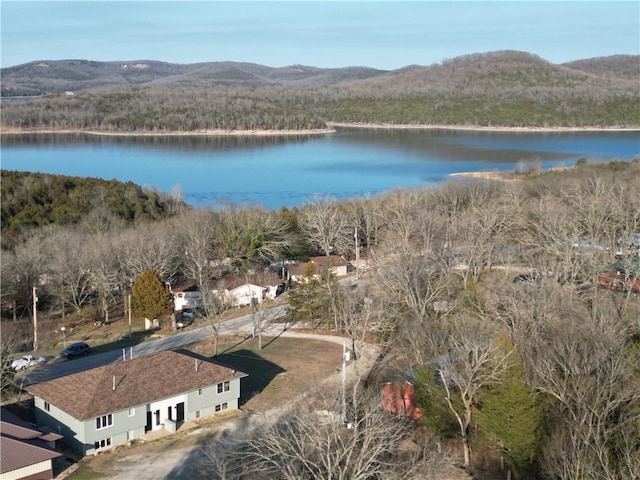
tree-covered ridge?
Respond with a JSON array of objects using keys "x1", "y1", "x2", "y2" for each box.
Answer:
[
  {"x1": 1, "y1": 51, "x2": 638, "y2": 130},
  {"x1": 0, "y1": 170, "x2": 183, "y2": 243}
]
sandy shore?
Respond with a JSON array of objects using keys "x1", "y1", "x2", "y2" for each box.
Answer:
[
  {"x1": 2, "y1": 123, "x2": 639, "y2": 136},
  {"x1": 0, "y1": 127, "x2": 336, "y2": 137},
  {"x1": 326, "y1": 122, "x2": 640, "y2": 133}
]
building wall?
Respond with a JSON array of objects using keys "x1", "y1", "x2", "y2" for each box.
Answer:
[
  {"x1": 0, "y1": 460, "x2": 53, "y2": 480},
  {"x1": 83, "y1": 406, "x2": 147, "y2": 455},
  {"x1": 33, "y1": 378, "x2": 242, "y2": 456},
  {"x1": 34, "y1": 396, "x2": 85, "y2": 454},
  {"x1": 185, "y1": 378, "x2": 241, "y2": 420}
]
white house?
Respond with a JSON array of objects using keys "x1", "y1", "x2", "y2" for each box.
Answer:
[
  {"x1": 170, "y1": 280, "x2": 203, "y2": 312},
  {"x1": 229, "y1": 284, "x2": 265, "y2": 307},
  {"x1": 26, "y1": 349, "x2": 247, "y2": 456},
  {"x1": 212, "y1": 272, "x2": 285, "y2": 307}
]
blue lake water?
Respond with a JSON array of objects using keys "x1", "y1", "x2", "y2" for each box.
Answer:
[{"x1": 1, "y1": 128, "x2": 638, "y2": 209}]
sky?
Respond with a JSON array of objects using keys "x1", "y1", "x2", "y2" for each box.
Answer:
[{"x1": 1, "y1": 1, "x2": 639, "y2": 70}]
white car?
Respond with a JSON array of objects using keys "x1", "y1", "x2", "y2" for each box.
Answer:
[{"x1": 11, "y1": 355, "x2": 46, "y2": 371}]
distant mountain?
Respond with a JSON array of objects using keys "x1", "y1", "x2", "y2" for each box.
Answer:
[
  {"x1": 562, "y1": 54, "x2": 640, "y2": 81},
  {"x1": 0, "y1": 60, "x2": 387, "y2": 96},
  {"x1": 1, "y1": 51, "x2": 638, "y2": 129}
]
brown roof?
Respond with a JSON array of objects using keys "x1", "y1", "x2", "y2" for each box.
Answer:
[
  {"x1": 310, "y1": 255, "x2": 349, "y2": 268},
  {"x1": 0, "y1": 436, "x2": 61, "y2": 474},
  {"x1": 27, "y1": 349, "x2": 247, "y2": 421},
  {"x1": 288, "y1": 256, "x2": 350, "y2": 278},
  {"x1": 1, "y1": 407, "x2": 62, "y2": 474}
]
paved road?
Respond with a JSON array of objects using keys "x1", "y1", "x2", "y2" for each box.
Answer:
[{"x1": 22, "y1": 305, "x2": 288, "y2": 386}]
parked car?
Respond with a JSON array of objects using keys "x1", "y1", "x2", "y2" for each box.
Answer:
[
  {"x1": 60, "y1": 342, "x2": 90, "y2": 359},
  {"x1": 176, "y1": 311, "x2": 195, "y2": 329},
  {"x1": 11, "y1": 355, "x2": 46, "y2": 371}
]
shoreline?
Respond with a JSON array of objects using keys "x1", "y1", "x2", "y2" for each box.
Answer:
[
  {"x1": 326, "y1": 122, "x2": 640, "y2": 133},
  {"x1": 2, "y1": 122, "x2": 639, "y2": 137},
  {"x1": 0, "y1": 127, "x2": 337, "y2": 137}
]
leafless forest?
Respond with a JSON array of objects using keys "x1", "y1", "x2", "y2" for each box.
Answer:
[
  {"x1": 2, "y1": 51, "x2": 639, "y2": 130},
  {"x1": 2, "y1": 160, "x2": 639, "y2": 479}
]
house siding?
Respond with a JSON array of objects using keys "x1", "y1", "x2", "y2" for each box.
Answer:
[
  {"x1": 34, "y1": 378, "x2": 242, "y2": 455},
  {"x1": 185, "y1": 378, "x2": 241, "y2": 420},
  {"x1": 0, "y1": 460, "x2": 53, "y2": 480},
  {"x1": 34, "y1": 397, "x2": 85, "y2": 454}
]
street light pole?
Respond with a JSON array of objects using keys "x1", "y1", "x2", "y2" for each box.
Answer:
[
  {"x1": 32, "y1": 286, "x2": 38, "y2": 351},
  {"x1": 60, "y1": 326, "x2": 66, "y2": 347},
  {"x1": 128, "y1": 293, "x2": 132, "y2": 338}
]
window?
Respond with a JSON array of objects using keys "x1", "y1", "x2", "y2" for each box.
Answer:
[
  {"x1": 94, "y1": 437, "x2": 111, "y2": 451},
  {"x1": 197, "y1": 388, "x2": 202, "y2": 396},
  {"x1": 215, "y1": 402, "x2": 228, "y2": 412},
  {"x1": 96, "y1": 414, "x2": 113, "y2": 430},
  {"x1": 217, "y1": 381, "x2": 230, "y2": 394},
  {"x1": 128, "y1": 408, "x2": 135, "y2": 417},
  {"x1": 44, "y1": 402, "x2": 50, "y2": 412}
]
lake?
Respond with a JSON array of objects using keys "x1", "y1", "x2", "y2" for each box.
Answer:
[{"x1": 1, "y1": 128, "x2": 638, "y2": 210}]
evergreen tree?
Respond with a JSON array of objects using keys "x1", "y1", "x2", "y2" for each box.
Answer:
[
  {"x1": 131, "y1": 269, "x2": 172, "y2": 320},
  {"x1": 475, "y1": 375, "x2": 546, "y2": 478},
  {"x1": 286, "y1": 263, "x2": 330, "y2": 327},
  {"x1": 414, "y1": 365, "x2": 459, "y2": 440}
]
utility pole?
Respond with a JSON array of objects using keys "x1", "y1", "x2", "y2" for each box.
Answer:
[
  {"x1": 128, "y1": 293, "x2": 132, "y2": 338},
  {"x1": 32, "y1": 286, "x2": 38, "y2": 351},
  {"x1": 341, "y1": 341, "x2": 347, "y2": 425},
  {"x1": 354, "y1": 226, "x2": 360, "y2": 276}
]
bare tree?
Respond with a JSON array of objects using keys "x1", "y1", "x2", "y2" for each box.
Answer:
[
  {"x1": 215, "y1": 204, "x2": 290, "y2": 267},
  {"x1": 42, "y1": 227, "x2": 94, "y2": 313},
  {"x1": 298, "y1": 196, "x2": 351, "y2": 256},
  {"x1": 202, "y1": 390, "x2": 458, "y2": 480},
  {"x1": 174, "y1": 208, "x2": 217, "y2": 289}
]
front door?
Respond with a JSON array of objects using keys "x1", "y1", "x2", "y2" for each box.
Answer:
[
  {"x1": 145, "y1": 411, "x2": 152, "y2": 432},
  {"x1": 176, "y1": 402, "x2": 185, "y2": 422}
]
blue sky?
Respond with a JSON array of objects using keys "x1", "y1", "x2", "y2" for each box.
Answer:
[{"x1": 1, "y1": 1, "x2": 639, "y2": 69}]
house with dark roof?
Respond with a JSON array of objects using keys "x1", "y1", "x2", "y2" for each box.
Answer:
[
  {"x1": 1, "y1": 407, "x2": 62, "y2": 480},
  {"x1": 25, "y1": 349, "x2": 247, "y2": 456}
]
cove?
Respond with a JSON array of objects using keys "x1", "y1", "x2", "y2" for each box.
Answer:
[{"x1": 1, "y1": 128, "x2": 638, "y2": 210}]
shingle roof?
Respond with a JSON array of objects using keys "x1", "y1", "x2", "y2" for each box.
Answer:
[
  {"x1": 26, "y1": 349, "x2": 247, "y2": 421},
  {"x1": 310, "y1": 255, "x2": 349, "y2": 268}
]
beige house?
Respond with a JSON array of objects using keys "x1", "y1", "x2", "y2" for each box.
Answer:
[{"x1": 288, "y1": 255, "x2": 351, "y2": 282}]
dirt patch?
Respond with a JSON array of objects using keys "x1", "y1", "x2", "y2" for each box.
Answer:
[
  {"x1": 185, "y1": 334, "x2": 342, "y2": 412},
  {"x1": 62, "y1": 335, "x2": 342, "y2": 479}
]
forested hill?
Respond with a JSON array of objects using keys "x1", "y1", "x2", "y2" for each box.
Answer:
[
  {"x1": 0, "y1": 60, "x2": 387, "y2": 96},
  {"x1": 0, "y1": 170, "x2": 184, "y2": 247},
  {"x1": 1, "y1": 50, "x2": 638, "y2": 130}
]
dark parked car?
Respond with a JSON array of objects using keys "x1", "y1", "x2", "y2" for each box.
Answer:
[{"x1": 60, "y1": 342, "x2": 90, "y2": 359}]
